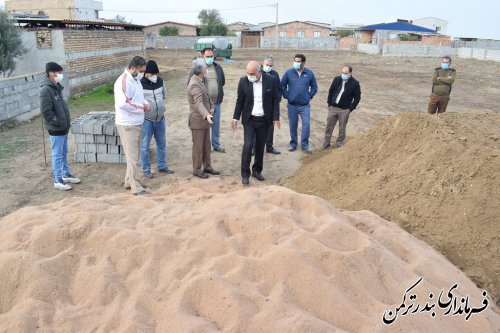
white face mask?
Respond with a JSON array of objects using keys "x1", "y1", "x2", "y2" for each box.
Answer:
[
  {"x1": 247, "y1": 75, "x2": 257, "y2": 82},
  {"x1": 136, "y1": 72, "x2": 144, "y2": 80},
  {"x1": 148, "y1": 75, "x2": 158, "y2": 83},
  {"x1": 55, "y1": 73, "x2": 63, "y2": 83}
]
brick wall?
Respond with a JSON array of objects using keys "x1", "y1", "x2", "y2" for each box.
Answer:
[
  {"x1": 63, "y1": 30, "x2": 145, "y2": 96},
  {"x1": 383, "y1": 35, "x2": 452, "y2": 46},
  {"x1": 264, "y1": 22, "x2": 331, "y2": 37},
  {"x1": 143, "y1": 24, "x2": 198, "y2": 37}
]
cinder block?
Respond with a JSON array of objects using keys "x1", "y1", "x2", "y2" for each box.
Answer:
[
  {"x1": 86, "y1": 143, "x2": 97, "y2": 153},
  {"x1": 74, "y1": 134, "x2": 86, "y2": 144},
  {"x1": 95, "y1": 134, "x2": 106, "y2": 144},
  {"x1": 97, "y1": 144, "x2": 108, "y2": 153},
  {"x1": 85, "y1": 153, "x2": 97, "y2": 163},
  {"x1": 74, "y1": 152, "x2": 86, "y2": 163},
  {"x1": 103, "y1": 122, "x2": 115, "y2": 136},
  {"x1": 75, "y1": 143, "x2": 87, "y2": 152},
  {"x1": 108, "y1": 145, "x2": 120, "y2": 154},
  {"x1": 85, "y1": 134, "x2": 95, "y2": 143},
  {"x1": 117, "y1": 137, "x2": 121, "y2": 146},
  {"x1": 92, "y1": 121, "x2": 104, "y2": 135},
  {"x1": 82, "y1": 120, "x2": 95, "y2": 134},
  {"x1": 120, "y1": 154, "x2": 127, "y2": 164},
  {"x1": 97, "y1": 153, "x2": 121, "y2": 164},
  {"x1": 105, "y1": 135, "x2": 117, "y2": 145}
]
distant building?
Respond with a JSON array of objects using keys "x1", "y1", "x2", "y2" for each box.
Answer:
[
  {"x1": 263, "y1": 20, "x2": 332, "y2": 38},
  {"x1": 143, "y1": 21, "x2": 200, "y2": 37},
  {"x1": 240, "y1": 22, "x2": 275, "y2": 48},
  {"x1": 356, "y1": 21, "x2": 439, "y2": 43},
  {"x1": 412, "y1": 17, "x2": 448, "y2": 35},
  {"x1": 5, "y1": 0, "x2": 103, "y2": 20},
  {"x1": 227, "y1": 21, "x2": 256, "y2": 33}
]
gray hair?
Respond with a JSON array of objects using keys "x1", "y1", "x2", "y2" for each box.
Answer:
[
  {"x1": 192, "y1": 58, "x2": 207, "y2": 75},
  {"x1": 264, "y1": 55, "x2": 274, "y2": 62}
]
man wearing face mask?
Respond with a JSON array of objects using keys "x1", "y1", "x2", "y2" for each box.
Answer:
[
  {"x1": 281, "y1": 53, "x2": 318, "y2": 153},
  {"x1": 189, "y1": 47, "x2": 226, "y2": 153},
  {"x1": 140, "y1": 60, "x2": 175, "y2": 178},
  {"x1": 114, "y1": 56, "x2": 150, "y2": 195},
  {"x1": 40, "y1": 62, "x2": 81, "y2": 191},
  {"x1": 323, "y1": 65, "x2": 361, "y2": 149},
  {"x1": 232, "y1": 61, "x2": 280, "y2": 185},
  {"x1": 427, "y1": 56, "x2": 456, "y2": 114},
  {"x1": 260, "y1": 55, "x2": 283, "y2": 155}
]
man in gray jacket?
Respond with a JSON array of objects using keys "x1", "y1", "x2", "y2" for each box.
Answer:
[
  {"x1": 40, "y1": 62, "x2": 80, "y2": 191},
  {"x1": 140, "y1": 60, "x2": 174, "y2": 178}
]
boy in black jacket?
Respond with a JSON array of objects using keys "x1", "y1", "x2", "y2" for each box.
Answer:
[
  {"x1": 40, "y1": 62, "x2": 80, "y2": 190},
  {"x1": 323, "y1": 65, "x2": 361, "y2": 149}
]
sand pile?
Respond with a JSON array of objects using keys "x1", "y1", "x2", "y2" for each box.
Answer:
[
  {"x1": 286, "y1": 112, "x2": 500, "y2": 306},
  {"x1": 0, "y1": 180, "x2": 498, "y2": 332}
]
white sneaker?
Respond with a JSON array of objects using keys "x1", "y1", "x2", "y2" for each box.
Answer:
[
  {"x1": 54, "y1": 181, "x2": 72, "y2": 191},
  {"x1": 62, "y1": 174, "x2": 81, "y2": 184}
]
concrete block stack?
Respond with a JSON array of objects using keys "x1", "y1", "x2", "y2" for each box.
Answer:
[{"x1": 71, "y1": 111, "x2": 126, "y2": 164}]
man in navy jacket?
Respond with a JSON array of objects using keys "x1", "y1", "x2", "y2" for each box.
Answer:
[
  {"x1": 281, "y1": 53, "x2": 318, "y2": 153},
  {"x1": 323, "y1": 65, "x2": 361, "y2": 149}
]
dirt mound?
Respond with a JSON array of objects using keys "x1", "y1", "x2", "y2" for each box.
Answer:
[
  {"x1": 285, "y1": 112, "x2": 500, "y2": 306},
  {"x1": 0, "y1": 180, "x2": 498, "y2": 332}
]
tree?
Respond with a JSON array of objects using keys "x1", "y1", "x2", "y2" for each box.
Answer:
[
  {"x1": 159, "y1": 26, "x2": 180, "y2": 36},
  {"x1": 0, "y1": 10, "x2": 27, "y2": 77},
  {"x1": 197, "y1": 9, "x2": 228, "y2": 36},
  {"x1": 112, "y1": 14, "x2": 131, "y2": 24},
  {"x1": 336, "y1": 30, "x2": 354, "y2": 38}
]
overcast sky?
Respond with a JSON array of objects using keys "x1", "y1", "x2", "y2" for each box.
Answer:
[{"x1": 1, "y1": 0, "x2": 499, "y2": 39}]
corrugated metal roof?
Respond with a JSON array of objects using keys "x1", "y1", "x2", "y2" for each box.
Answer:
[
  {"x1": 14, "y1": 18, "x2": 143, "y2": 29},
  {"x1": 356, "y1": 21, "x2": 437, "y2": 33}
]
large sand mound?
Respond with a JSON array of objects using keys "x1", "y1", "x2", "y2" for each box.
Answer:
[
  {"x1": 0, "y1": 180, "x2": 498, "y2": 332},
  {"x1": 286, "y1": 112, "x2": 500, "y2": 307}
]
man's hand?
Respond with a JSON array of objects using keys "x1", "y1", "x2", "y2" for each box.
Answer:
[
  {"x1": 144, "y1": 104, "x2": 150, "y2": 112},
  {"x1": 206, "y1": 114, "x2": 213, "y2": 124},
  {"x1": 273, "y1": 120, "x2": 280, "y2": 129},
  {"x1": 210, "y1": 108, "x2": 215, "y2": 115},
  {"x1": 232, "y1": 120, "x2": 238, "y2": 132}
]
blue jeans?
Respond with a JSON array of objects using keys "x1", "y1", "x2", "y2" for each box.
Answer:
[
  {"x1": 140, "y1": 117, "x2": 167, "y2": 172},
  {"x1": 287, "y1": 104, "x2": 311, "y2": 149},
  {"x1": 211, "y1": 103, "x2": 222, "y2": 149},
  {"x1": 49, "y1": 134, "x2": 71, "y2": 182}
]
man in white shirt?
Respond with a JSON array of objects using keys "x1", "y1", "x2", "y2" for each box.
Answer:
[
  {"x1": 114, "y1": 56, "x2": 150, "y2": 195},
  {"x1": 232, "y1": 61, "x2": 280, "y2": 185}
]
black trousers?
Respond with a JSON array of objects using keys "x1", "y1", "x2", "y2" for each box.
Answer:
[
  {"x1": 242, "y1": 116, "x2": 268, "y2": 178},
  {"x1": 252, "y1": 123, "x2": 274, "y2": 151}
]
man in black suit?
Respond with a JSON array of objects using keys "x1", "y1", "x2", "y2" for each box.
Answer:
[{"x1": 232, "y1": 61, "x2": 280, "y2": 185}]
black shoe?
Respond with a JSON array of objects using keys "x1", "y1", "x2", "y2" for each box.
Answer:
[
  {"x1": 143, "y1": 171, "x2": 153, "y2": 178},
  {"x1": 242, "y1": 177, "x2": 249, "y2": 185},
  {"x1": 267, "y1": 147, "x2": 281, "y2": 154},
  {"x1": 158, "y1": 166, "x2": 175, "y2": 174},
  {"x1": 322, "y1": 142, "x2": 331, "y2": 150},
  {"x1": 301, "y1": 147, "x2": 313, "y2": 154},
  {"x1": 193, "y1": 172, "x2": 209, "y2": 179},
  {"x1": 288, "y1": 146, "x2": 297, "y2": 152},
  {"x1": 213, "y1": 147, "x2": 226, "y2": 153},
  {"x1": 204, "y1": 168, "x2": 220, "y2": 175},
  {"x1": 252, "y1": 172, "x2": 265, "y2": 181}
]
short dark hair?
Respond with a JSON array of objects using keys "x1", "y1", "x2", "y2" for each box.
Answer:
[
  {"x1": 442, "y1": 56, "x2": 452, "y2": 63},
  {"x1": 128, "y1": 56, "x2": 147, "y2": 69},
  {"x1": 201, "y1": 47, "x2": 213, "y2": 55},
  {"x1": 45, "y1": 62, "x2": 63, "y2": 76},
  {"x1": 343, "y1": 65, "x2": 353, "y2": 73},
  {"x1": 294, "y1": 54, "x2": 306, "y2": 62}
]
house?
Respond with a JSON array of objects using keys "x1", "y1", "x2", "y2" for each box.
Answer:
[
  {"x1": 412, "y1": 17, "x2": 448, "y2": 35},
  {"x1": 241, "y1": 22, "x2": 276, "y2": 48},
  {"x1": 356, "y1": 21, "x2": 439, "y2": 43},
  {"x1": 5, "y1": 0, "x2": 102, "y2": 20},
  {"x1": 143, "y1": 21, "x2": 200, "y2": 37},
  {"x1": 263, "y1": 20, "x2": 332, "y2": 38},
  {"x1": 227, "y1": 21, "x2": 256, "y2": 33}
]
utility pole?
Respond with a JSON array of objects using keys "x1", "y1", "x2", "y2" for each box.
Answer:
[{"x1": 275, "y1": 3, "x2": 279, "y2": 49}]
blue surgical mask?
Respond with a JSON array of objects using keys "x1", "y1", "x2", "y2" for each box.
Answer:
[
  {"x1": 293, "y1": 61, "x2": 301, "y2": 70},
  {"x1": 441, "y1": 62, "x2": 450, "y2": 69},
  {"x1": 263, "y1": 65, "x2": 272, "y2": 73},
  {"x1": 205, "y1": 57, "x2": 214, "y2": 66},
  {"x1": 341, "y1": 74, "x2": 350, "y2": 81}
]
